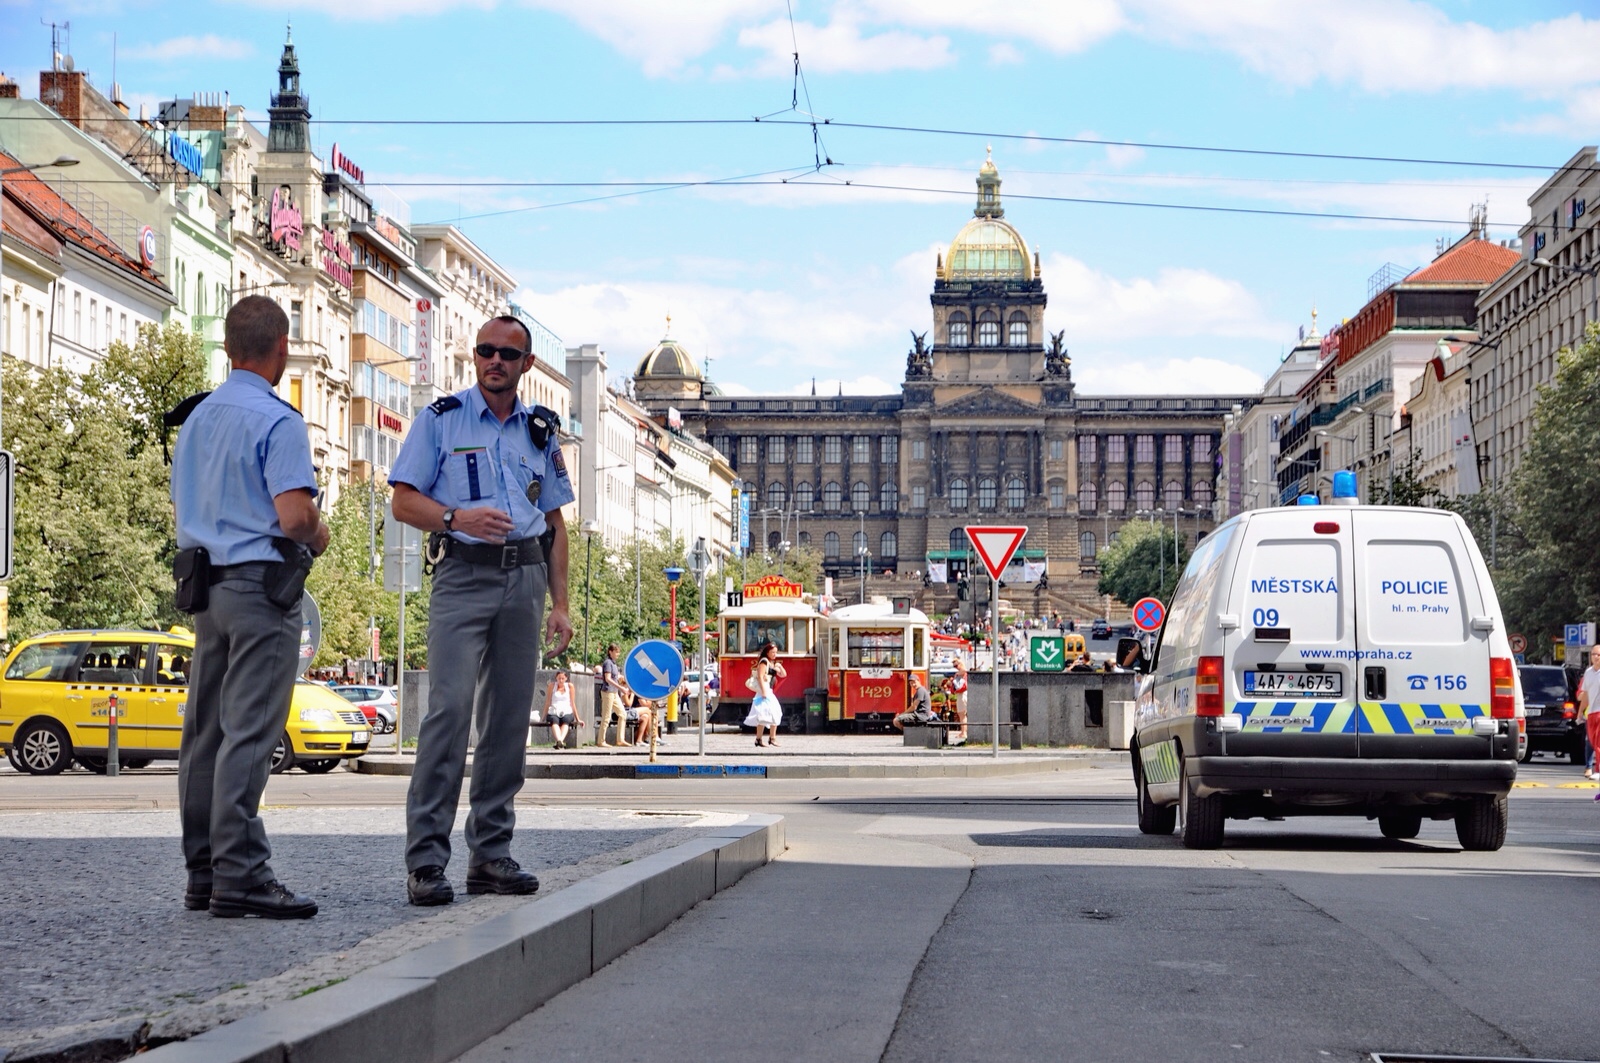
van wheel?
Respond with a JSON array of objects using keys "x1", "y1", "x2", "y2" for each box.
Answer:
[
  {"x1": 1454, "y1": 794, "x2": 1507, "y2": 852},
  {"x1": 1179, "y1": 763, "x2": 1225, "y2": 849},
  {"x1": 77, "y1": 756, "x2": 109, "y2": 774},
  {"x1": 269, "y1": 733, "x2": 295, "y2": 774},
  {"x1": 1134, "y1": 753, "x2": 1175, "y2": 835},
  {"x1": 299, "y1": 758, "x2": 340, "y2": 774},
  {"x1": 1378, "y1": 812, "x2": 1422, "y2": 840}
]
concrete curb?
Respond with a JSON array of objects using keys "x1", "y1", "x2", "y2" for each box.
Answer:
[
  {"x1": 119, "y1": 815, "x2": 785, "y2": 1063},
  {"x1": 356, "y1": 754, "x2": 1126, "y2": 780}
]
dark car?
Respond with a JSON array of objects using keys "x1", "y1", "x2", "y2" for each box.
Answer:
[
  {"x1": 1090, "y1": 619, "x2": 1110, "y2": 639},
  {"x1": 1518, "y1": 664, "x2": 1582, "y2": 763}
]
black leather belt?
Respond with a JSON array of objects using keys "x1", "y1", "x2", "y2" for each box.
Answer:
[
  {"x1": 209, "y1": 561, "x2": 271, "y2": 584},
  {"x1": 443, "y1": 537, "x2": 544, "y2": 569}
]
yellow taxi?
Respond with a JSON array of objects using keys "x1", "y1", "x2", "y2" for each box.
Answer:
[{"x1": 0, "y1": 627, "x2": 369, "y2": 775}]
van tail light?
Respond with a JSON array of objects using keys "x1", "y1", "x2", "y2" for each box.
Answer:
[
  {"x1": 1490, "y1": 657, "x2": 1516, "y2": 719},
  {"x1": 1197, "y1": 656, "x2": 1225, "y2": 716},
  {"x1": 1564, "y1": 700, "x2": 1577, "y2": 719}
]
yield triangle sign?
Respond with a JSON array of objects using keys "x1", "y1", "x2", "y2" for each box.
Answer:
[{"x1": 964, "y1": 525, "x2": 1028, "y2": 581}]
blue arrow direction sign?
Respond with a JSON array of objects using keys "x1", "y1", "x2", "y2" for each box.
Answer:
[{"x1": 625, "y1": 639, "x2": 685, "y2": 701}]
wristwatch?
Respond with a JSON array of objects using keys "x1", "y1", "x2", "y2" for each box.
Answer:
[{"x1": 441, "y1": 509, "x2": 456, "y2": 532}]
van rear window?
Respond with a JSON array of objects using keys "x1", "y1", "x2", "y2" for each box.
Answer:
[
  {"x1": 1241, "y1": 540, "x2": 1343, "y2": 643},
  {"x1": 1363, "y1": 541, "x2": 1466, "y2": 645}
]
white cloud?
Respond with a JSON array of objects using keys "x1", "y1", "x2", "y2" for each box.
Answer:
[
  {"x1": 1132, "y1": 0, "x2": 1600, "y2": 95},
  {"x1": 1073, "y1": 355, "x2": 1264, "y2": 396},
  {"x1": 122, "y1": 35, "x2": 254, "y2": 61},
  {"x1": 987, "y1": 42, "x2": 1024, "y2": 66},
  {"x1": 862, "y1": 0, "x2": 1126, "y2": 54},
  {"x1": 1044, "y1": 252, "x2": 1284, "y2": 343},
  {"x1": 736, "y1": 15, "x2": 952, "y2": 76},
  {"x1": 512, "y1": 244, "x2": 1280, "y2": 398}
]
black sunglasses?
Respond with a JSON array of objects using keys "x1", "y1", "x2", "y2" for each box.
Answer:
[{"x1": 474, "y1": 342, "x2": 530, "y2": 362}]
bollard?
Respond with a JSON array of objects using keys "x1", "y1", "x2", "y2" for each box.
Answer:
[{"x1": 106, "y1": 693, "x2": 120, "y2": 776}]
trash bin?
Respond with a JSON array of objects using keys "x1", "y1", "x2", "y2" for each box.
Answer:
[{"x1": 804, "y1": 688, "x2": 826, "y2": 734}]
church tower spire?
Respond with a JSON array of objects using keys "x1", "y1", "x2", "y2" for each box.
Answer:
[{"x1": 268, "y1": 24, "x2": 311, "y2": 154}]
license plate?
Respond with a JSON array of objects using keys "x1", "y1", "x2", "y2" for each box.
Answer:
[
  {"x1": 1243, "y1": 671, "x2": 1342, "y2": 696},
  {"x1": 353, "y1": 730, "x2": 370, "y2": 743},
  {"x1": 1522, "y1": 707, "x2": 1542, "y2": 717}
]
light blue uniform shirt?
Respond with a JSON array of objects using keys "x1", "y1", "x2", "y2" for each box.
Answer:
[
  {"x1": 171, "y1": 369, "x2": 319, "y2": 565},
  {"x1": 388, "y1": 385, "x2": 573, "y2": 544}
]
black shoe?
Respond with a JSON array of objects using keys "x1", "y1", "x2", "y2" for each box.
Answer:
[
  {"x1": 209, "y1": 880, "x2": 317, "y2": 919},
  {"x1": 407, "y1": 865, "x2": 455, "y2": 907},
  {"x1": 465, "y1": 857, "x2": 540, "y2": 896},
  {"x1": 184, "y1": 875, "x2": 212, "y2": 911}
]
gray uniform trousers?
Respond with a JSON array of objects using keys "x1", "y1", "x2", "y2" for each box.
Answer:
[
  {"x1": 406, "y1": 556, "x2": 547, "y2": 872},
  {"x1": 178, "y1": 569, "x2": 303, "y2": 892}
]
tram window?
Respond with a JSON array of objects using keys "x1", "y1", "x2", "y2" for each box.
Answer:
[
  {"x1": 830, "y1": 626, "x2": 841, "y2": 665},
  {"x1": 724, "y1": 619, "x2": 740, "y2": 650},
  {"x1": 791, "y1": 620, "x2": 812, "y2": 655},
  {"x1": 848, "y1": 628, "x2": 905, "y2": 669},
  {"x1": 745, "y1": 619, "x2": 789, "y2": 653},
  {"x1": 912, "y1": 632, "x2": 925, "y2": 668}
]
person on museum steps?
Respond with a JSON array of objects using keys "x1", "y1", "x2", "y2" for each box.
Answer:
[{"x1": 389, "y1": 314, "x2": 574, "y2": 907}]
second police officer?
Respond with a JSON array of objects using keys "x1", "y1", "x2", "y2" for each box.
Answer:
[{"x1": 390, "y1": 314, "x2": 574, "y2": 906}]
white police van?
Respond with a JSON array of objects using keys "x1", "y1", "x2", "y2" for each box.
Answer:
[{"x1": 1129, "y1": 473, "x2": 1518, "y2": 850}]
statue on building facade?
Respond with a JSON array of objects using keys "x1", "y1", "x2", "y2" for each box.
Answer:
[
  {"x1": 906, "y1": 330, "x2": 933, "y2": 379},
  {"x1": 1045, "y1": 329, "x2": 1071, "y2": 377}
]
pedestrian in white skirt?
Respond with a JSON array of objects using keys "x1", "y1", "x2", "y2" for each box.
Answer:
[{"x1": 744, "y1": 641, "x2": 787, "y2": 747}]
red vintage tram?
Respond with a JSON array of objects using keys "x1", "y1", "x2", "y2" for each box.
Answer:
[
  {"x1": 712, "y1": 577, "x2": 932, "y2": 731},
  {"x1": 713, "y1": 576, "x2": 820, "y2": 727},
  {"x1": 822, "y1": 599, "x2": 932, "y2": 727}
]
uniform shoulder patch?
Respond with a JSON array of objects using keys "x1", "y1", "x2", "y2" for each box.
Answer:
[{"x1": 429, "y1": 395, "x2": 464, "y2": 416}]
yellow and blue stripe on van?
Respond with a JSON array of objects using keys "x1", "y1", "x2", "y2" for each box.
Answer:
[{"x1": 1233, "y1": 701, "x2": 1485, "y2": 735}]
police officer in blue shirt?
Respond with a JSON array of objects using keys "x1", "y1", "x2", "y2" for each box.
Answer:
[
  {"x1": 171, "y1": 295, "x2": 330, "y2": 920},
  {"x1": 391, "y1": 314, "x2": 574, "y2": 906}
]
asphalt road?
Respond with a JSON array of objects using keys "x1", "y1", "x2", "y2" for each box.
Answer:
[
  {"x1": 4, "y1": 759, "x2": 1595, "y2": 1062},
  {"x1": 455, "y1": 761, "x2": 1600, "y2": 1063}
]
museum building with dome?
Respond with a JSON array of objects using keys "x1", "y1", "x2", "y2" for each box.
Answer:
[{"x1": 631, "y1": 156, "x2": 1253, "y2": 613}]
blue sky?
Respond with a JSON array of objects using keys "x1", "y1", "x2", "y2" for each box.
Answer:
[{"x1": 3, "y1": 0, "x2": 1598, "y2": 396}]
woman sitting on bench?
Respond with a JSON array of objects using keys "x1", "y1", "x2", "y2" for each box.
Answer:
[{"x1": 542, "y1": 671, "x2": 581, "y2": 748}]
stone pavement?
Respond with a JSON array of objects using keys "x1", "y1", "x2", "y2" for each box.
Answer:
[{"x1": 0, "y1": 804, "x2": 740, "y2": 1061}]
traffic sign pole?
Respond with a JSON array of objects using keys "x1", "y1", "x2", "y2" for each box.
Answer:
[{"x1": 992, "y1": 572, "x2": 1000, "y2": 759}]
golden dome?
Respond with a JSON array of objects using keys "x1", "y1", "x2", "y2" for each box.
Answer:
[
  {"x1": 943, "y1": 216, "x2": 1031, "y2": 281},
  {"x1": 636, "y1": 337, "x2": 701, "y2": 380},
  {"x1": 939, "y1": 151, "x2": 1031, "y2": 281}
]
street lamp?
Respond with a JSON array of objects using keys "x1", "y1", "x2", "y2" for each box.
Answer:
[
  {"x1": 0, "y1": 154, "x2": 78, "y2": 448},
  {"x1": 579, "y1": 519, "x2": 600, "y2": 666},
  {"x1": 855, "y1": 510, "x2": 870, "y2": 602}
]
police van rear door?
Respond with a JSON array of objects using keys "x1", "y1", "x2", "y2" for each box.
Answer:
[
  {"x1": 1351, "y1": 509, "x2": 1488, "y2": 758},
  {"x1": 1229, "y1": 511, "x2": 1358, "y2": 757}
]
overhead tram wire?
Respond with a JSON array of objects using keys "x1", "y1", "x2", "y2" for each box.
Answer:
[{"x1": 122, "y1": 111, "x2": 1569, "y2": 174}]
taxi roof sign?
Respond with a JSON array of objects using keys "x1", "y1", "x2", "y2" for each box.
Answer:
[{"x1": 964, "y1": 525, "x2": 1028, "y2": 582}]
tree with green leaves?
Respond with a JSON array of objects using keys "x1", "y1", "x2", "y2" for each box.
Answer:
[
  {"x1": 1096, "y1": 518, "x2": 1190, "y2": 606},
  {"x1": 4, "y1": 322, "x2": 207, "y2": 641},
  {"x1": 1496, "y1": 325, "x2": 1600, "y2": 652}
]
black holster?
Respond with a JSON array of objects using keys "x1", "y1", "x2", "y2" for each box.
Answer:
[
  {"x1": 173, "y1": 547, "x2": 211, "y2": 613},
  {"x1": 264, "y1": 537, "x2": 315, "y2": 611}
]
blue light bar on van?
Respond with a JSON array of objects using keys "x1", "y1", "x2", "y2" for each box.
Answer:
[
  {"x1": 1331, "y1": 470, "x2": 1358, "y2": 504},
  {"x1": 1297, "y1": 494, "x2": 1320, "y2": 506}
]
